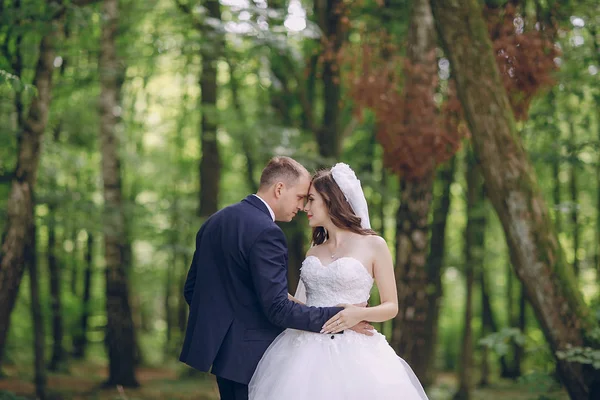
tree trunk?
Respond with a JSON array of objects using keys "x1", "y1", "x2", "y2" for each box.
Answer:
[
  {"x1": 315, "y1": 0, "x2": 345, "y2": 159},
  {"x1": 479, "y1": 260, "x2": 510, "y2": 385},
  {"x1": 430, "y1": 0, "x2": 600, "y2": 397},
  {"x1": 165, "y1": 200, "x2": 179, "y2": 353},
  {"x1": 73, "y1": 231, "x2": 94, "y2": 359},
  {"x1": 455, "y1": 151, "x2": 485, "y2": 400},
  {"x1": 26, "y1": 221, "x2": 46, "y2": 400},
  {"x1": 593, "y1": 28, "x2": 600, "y2": 285},
  {"x1": 228, "y1": 59, "x2": 257, "y2": 192},
  {"x1": 282, "y1": 221, "x2": 307, "y2": 295},
  {"x1": 513, "y1": 282, "x2": 526, "y2": 376},
  {"x1": 48, "y1": 203, "x2": 67, "y2": 371},
  {"x1": 502, "y1": 263, "x2": 519, "y2": 378},
  {"x1": 479, "y1": 268, "x2": 491, "y2": 386},
  {"x1": 379, "y1": 168, "x2": 388, "y2": 236},
  {"x1": 422, "y1": 156, "x2": 456, "y2": 386},
  {"x1": 390, "y1": 0, "x2": 438, "y2": 384},
  {"x1": 597, "y1": 105, "x2": 600, "y2": 284},
  {"x1": 548, "y1": 90, "x2": 562, "y2": 233},
  {"x1": 198, "y1": 0, "x2": 222, "y2": 217},
  {"x1": 568, "y1": 120, "x2": 579, "y2": 277},
  {"x1": 391, "y1": 176, "x2": 434, "y2": 378},
  {"x1": 99, "y1": 0, "x2": 138, "y2": 387},
  {"x1": 0, "y1": 0, "x2": 63, "y2": 368},
  {"x1": 71, "y1": 226, "x2": 80, "y2": 295}
]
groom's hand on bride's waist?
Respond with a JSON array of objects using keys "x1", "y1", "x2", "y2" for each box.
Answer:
[{"x1": 320, "y1": 302, "x2": 374, "y2": 336}]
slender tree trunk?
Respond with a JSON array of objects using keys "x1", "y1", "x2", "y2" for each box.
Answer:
[
  {"x1": 227, "y1": 60, "x2": 258, "y2": 193},
  {"x1": 597, "y1": 110, "x2": 600, "y2": 283},
  {"x1": 391, "y1": 0, "x2": 438, "y2": 384},
  {"x1": 548, "y1": 90, "x2": 562, "y2": 233},
  {"x1": 198, "y1": 0, "x2": 222, "y2": 217},
  {"x1": 568, "y1": 120, "x2": 579, "y2": 277},
  {"x1": 479, "y1": 268, "x2": 491, "y2": 386},
  {"x1": 99, "y1": 0, "x2": 138, "y2": 387},
  {"x1": 165, "y1": 200, "x2": 178, "y2": 353},
  {"x1": 502, "y1": 263, "x2": 519, "y2": 378},
  {"x1": 26, "y1": 221, "x2": 46, "y2": 400},
  {"x1": 314, "y1": 0, "x2": 345, "y2": 159},
  {"x1": 71, "y1": 226, "x2": 80, "y2": 295},
  {"x1": 593, "y1": 28, "x2": 600, "y2": 284},
  {"x1": 48, "y1": 203, "x2": 66, "y2": 371},
  {"x1": 379, "y1": 168, "x2": 388, "y2": 236},
  {"x1": 455, "y1": 151, "x2": 485, "y2": 400},
  {"x1": 73, "y1": 232, "x2": 94, "y2": 359},
  {"x1": 0, "y1": 0, "x2": 63, "y2": 368},
  {"x1": 430, "y1": 0, "x2": 600, "y2": 397},
  {"x1": 513, "y1": 283, "x2": 526, "y2": 376},
  {"x1": 479, "y1": 259, "x2": 511, "y2": 385},
  {"x1": 422, "y1": 156, "x2": 456, "y2": 386},
  {"x1": 283, "y1": 221, "x2": 306, "y2": 295},
  {"x1": 228, "y1": 59, "x2": 257, "y2": 193}
]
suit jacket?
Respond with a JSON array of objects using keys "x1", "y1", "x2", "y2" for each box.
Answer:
[{"x1": 179, "y1": 195, "x2": 342, "y2": 384}]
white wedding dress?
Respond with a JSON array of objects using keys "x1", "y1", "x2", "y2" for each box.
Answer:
[{"x1": 248, "y1": 256, "x2": 429, "y2": 400}]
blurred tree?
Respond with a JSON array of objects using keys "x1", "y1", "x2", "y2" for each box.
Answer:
[
  {"x1": 0, "y1": 0, "x2": 66, "y2": 370},
  {"x1": 454, "y1": 149, "x2": 485, "y2": 400},
  {"x1": 314, "y1": 0, "x2": 345, "y2": 159},
  {"x1": 98, "y1": 0, "x2": 138, "y2": 387},
  {"x1": 47, "y1": 127, "x2": 67, "y2": 372},
  {"x1": 430, "y1": 0, "x2": 600, "y2": 397},
  {"x1": 175, "y1": 0, "x2": 223, "y2": 217},
  {"x1": 72, "y1": 232, "x2": 94, "y2": 359},
  {"x1": 26, "y1": 221, "x2": 46, "y2": 400}
]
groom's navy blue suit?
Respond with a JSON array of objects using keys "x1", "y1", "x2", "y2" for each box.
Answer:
[{"x1": 180, "y1": 195, "x2": 342, "y2": 399}]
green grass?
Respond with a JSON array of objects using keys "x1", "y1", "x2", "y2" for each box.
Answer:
[{"x1": 0, "y1": 363, "x2": 569, "y2": 400}]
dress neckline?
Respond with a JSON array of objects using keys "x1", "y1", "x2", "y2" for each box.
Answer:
[{"x1": 304, "y1": 255, "x2": 374, "y2": 280}]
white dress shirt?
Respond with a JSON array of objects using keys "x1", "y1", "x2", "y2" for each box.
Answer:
[{"x1": 252, "y1": 194, "x2": 275, "y2": 221}]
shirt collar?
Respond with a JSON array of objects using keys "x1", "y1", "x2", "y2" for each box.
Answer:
[{"x1": 252, "y1": 194, "x2": 275, "y2": 221}]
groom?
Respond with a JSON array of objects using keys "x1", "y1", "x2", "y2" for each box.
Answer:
[{"x1": 180, "y1": 156, "x2": 368, "y2": 400}]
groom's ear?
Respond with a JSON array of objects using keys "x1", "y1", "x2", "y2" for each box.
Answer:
[{"x1": 273, "y1": 182, "x2": 285, "y2": 199}]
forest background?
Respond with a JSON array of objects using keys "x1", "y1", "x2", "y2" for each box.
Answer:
[{"x1": 1, "y1": 0, "x2": 600, "y2": 399}]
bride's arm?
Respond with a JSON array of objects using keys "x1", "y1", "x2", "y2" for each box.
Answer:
[
  {"x1": 288, "y1": 293, "x2": 305, "y2": 304},
  {"x1": 321, "y1": 236, "x2": 398, "y2": 334},
  {"x1": 361, "y1": 236, "x2": 399, "y2": 322}
]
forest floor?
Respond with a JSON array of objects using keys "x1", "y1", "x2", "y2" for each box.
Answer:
[{"x1": 0, "y1": 361, "x2": 569, "y2": 400}]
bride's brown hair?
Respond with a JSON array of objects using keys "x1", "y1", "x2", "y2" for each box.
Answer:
[{"x1": 310, "y1": 169, "x2": 377, "y2": 246}]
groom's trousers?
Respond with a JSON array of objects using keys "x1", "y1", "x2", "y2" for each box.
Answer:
[{"x1": 216, "y1": 376, "x2": 248, "y2": 400}]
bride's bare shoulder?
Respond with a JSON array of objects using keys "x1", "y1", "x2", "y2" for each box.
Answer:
[{"x1": 361, "y1": 235, "x2": 390, "y2": 253}]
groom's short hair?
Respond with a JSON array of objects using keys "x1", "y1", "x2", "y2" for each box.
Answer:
[{"x1": 259, "y1": 156, "x2": 308, "y2": 188}]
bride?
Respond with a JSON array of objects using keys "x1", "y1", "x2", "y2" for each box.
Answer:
[{"x1": 248, "y1": 163, "x2": 429, "y2": 400}]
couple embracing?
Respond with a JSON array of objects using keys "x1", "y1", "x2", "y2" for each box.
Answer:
[{"x1": 179, "y1": 156, "x2": 428, "y2": 400}]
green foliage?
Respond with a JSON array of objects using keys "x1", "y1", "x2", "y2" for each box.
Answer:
[
  {"x1": 556, "y1": 346, "x2": 600, "y2": 369},
  {"x1": 0, "y1": 70, "x2": 28, "y2": 93},
  {"x1": 479, "y1": 328, "x2": 527, "y2": 357}
]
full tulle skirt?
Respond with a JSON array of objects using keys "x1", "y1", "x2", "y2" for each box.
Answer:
[{"x1": 249, "y1": 328, "x2": 429, "y2": 400}]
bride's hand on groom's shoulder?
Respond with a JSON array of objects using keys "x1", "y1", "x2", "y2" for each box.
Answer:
[{"x1": 321, "y1": 304, "x2": 373, "y2": 335}]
